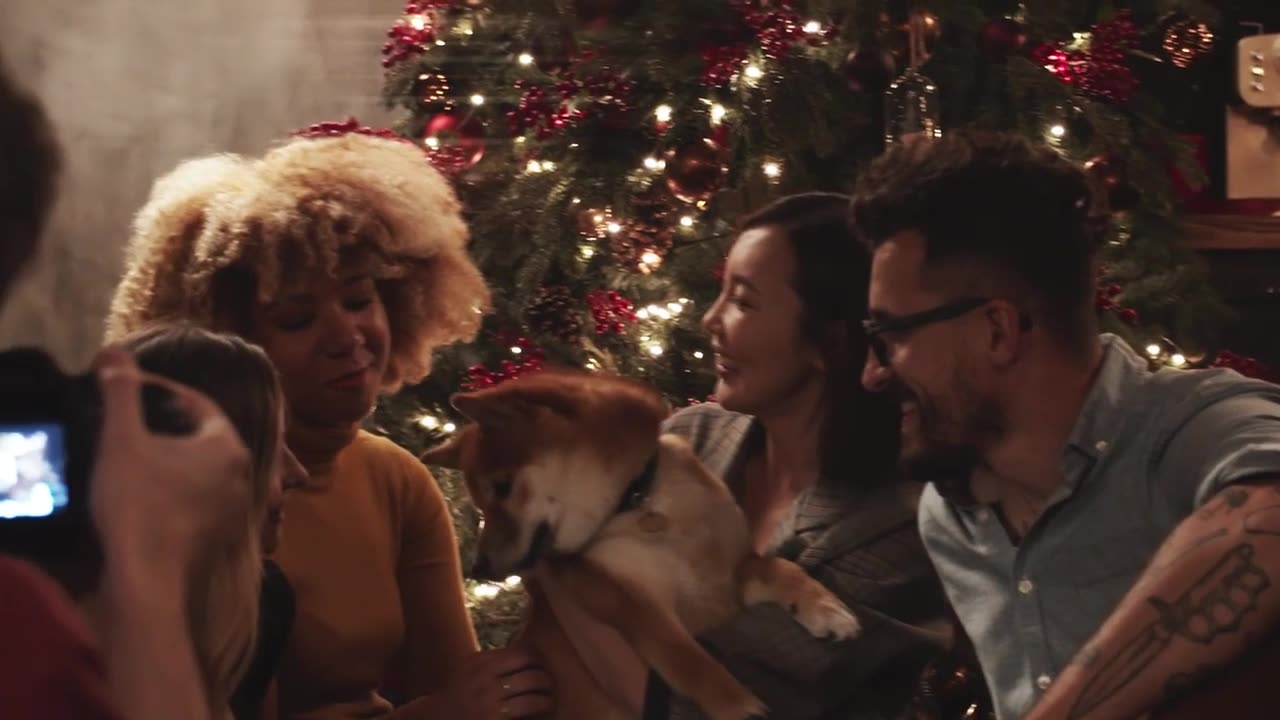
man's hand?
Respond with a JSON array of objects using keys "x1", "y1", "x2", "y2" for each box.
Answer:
[{"x1": 1026, "y1": 479, "x2": 1280, "y2": 720}]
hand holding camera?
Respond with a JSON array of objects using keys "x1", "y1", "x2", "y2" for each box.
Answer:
[{"x1": 90, "y1": 347, "x2": 252, "y2": 576}]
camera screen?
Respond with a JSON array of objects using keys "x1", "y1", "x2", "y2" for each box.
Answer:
[{"x1": 0, "y1": 424, "x2": 68, "y2": 519}]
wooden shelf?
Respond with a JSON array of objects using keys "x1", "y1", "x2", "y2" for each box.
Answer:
[{"x1": 1185, "y1": 214, "x2": 1280, "y2": 250}]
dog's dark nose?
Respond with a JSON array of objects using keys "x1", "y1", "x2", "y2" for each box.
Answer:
[{"x1": 471, "y1": 554, "x2": 496, "y2": 581}]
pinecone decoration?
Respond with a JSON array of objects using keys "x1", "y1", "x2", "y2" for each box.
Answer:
[
  {"x1": 611, "y1": 191, "x2": 674, "y2": 273},
  {"x1": 526, "y1": 286, "x2": 583, "y2": 343}
]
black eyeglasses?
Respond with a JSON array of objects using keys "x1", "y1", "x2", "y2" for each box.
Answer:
[{"x1": 862, "y1": 297, "x2": 1030, "y2": 366}]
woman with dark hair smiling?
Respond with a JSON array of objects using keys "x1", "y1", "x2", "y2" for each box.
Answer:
[{"x1": 543, "y1": 193, "x2": 951, "y2": 719}]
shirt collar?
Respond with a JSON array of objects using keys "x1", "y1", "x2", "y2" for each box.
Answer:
[
  {"x1": 1063, "y1": 333, "x2": 1147, "y2": 462},
  {"x1": 948, "y1": 334, "x2": 1146, "y2": 517}
]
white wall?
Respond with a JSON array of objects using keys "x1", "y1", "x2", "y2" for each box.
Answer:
[{"x1": 1, "y1": 0, "x2": 396, "y2": 367}]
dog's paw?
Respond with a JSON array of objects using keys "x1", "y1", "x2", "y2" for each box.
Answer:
[
  {"x1": 704, "y1": 690, "x2": 768, "y2": 720},
  {"x1": 792, "y1": 593, "x2": 861, "y2": 641}
]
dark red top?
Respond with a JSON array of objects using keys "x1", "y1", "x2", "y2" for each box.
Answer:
[{"x1": 0, "y1": 556, "x2": 121, "y2": 720}]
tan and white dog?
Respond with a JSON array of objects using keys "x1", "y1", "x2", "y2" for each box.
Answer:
[{"x1": 422, "y1": 369, "x2": 860, "y2": 720}]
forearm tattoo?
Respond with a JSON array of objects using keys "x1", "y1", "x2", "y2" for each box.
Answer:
[
  {"x1": 1062, "y1": 481, "x2": 1280, "y2": 719},
  {"x1": 1067, "y1": 543, "x2": 1271, "y2": 719}
]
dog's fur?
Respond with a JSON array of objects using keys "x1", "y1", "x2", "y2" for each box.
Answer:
[{"x1": 423, "y1": 369, "x2": 860, "y2": 720}]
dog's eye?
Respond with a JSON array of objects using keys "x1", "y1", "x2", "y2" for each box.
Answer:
[{"x1": 492, "y1": 478, "x2": 514, "y2": 500}]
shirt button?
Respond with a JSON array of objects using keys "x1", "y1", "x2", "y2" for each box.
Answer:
[
  {"x1": 1037, "y1": 674, "x2": 1052, "y2": 690},
  {"x1": 1095, "y1": 440, "x2": 1108, "y2": 452},
  {"x1": 1017, "y1": 577, "x2": 1035, "y2": 594}
]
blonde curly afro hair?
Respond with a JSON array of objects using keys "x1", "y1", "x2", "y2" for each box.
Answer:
[{"x1": 105, "y1": 132, "x2": 491, "y2": 391}]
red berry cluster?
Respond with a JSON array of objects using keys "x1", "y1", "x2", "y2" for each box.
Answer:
[
  {"x1": 1095, "y1": 281, "x2": 1138, "y2": 325},
  {"x1": 382, "y1": 2, "x2": 455, "y2": 69},
  {"x1": 587, "y1": 290, "x2": 637, "y2": 335},
  {"x1": 1210, "y1": 351, "x2": 1278, "y2": 383},
  {"x1": 702, "y1": 43, "x2": 749, "y2": 87},
  {"x1": 1032, "y1": 11, "x2": 1138, "y2": 104},
  {"x1": 1077, "y1": 11, "x2": 1139, "y2": 103},
  {"x1": 733, "y1": 0, "x2": 810, "y2": 59},
  {"x1": 291, "y1": 118, "x2": 417, "y2": 149},
  {"x1": 462, "y1": 337, "x2": 546, "y2": 391},
  {"x1": 508, "y1": 63, "x2": 633, "y2": 139},
  {"x1": 702, "y1": 1, "x2": 832, "y2": 87},
  {"x1": 1032, "y1": 44, "x2": 1077, "y2": 84},
  {"x1": 509, "y1": 82, "x2": 582, "y2": 138}
]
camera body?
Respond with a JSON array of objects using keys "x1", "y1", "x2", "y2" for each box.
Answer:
[{"x1": 0, "y1": 347, "x2": 189, "y2": 581}]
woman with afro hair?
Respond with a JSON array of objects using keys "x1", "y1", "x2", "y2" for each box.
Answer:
[{"x1": 104, "y1": 126, "x2": 554, "y2": 720}]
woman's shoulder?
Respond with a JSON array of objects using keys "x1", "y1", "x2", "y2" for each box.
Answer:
[{"x1": 662, "y1": 402, "x2": 752, "y2": 438}]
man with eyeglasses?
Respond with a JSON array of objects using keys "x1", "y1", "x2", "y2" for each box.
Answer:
[{"x1": 852, "y1": 130, "x2": 1280, "y2": 720}]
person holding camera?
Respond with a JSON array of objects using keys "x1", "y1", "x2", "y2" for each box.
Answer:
[
  {"x1": 0, "y1": 56, "x2": 257, "y2": 720},
  {"x1": 105, "y1": 123, "x2": 553, "y2": 719}
]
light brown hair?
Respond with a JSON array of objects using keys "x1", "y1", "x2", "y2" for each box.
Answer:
[{"x1": 121, "y1": 323, "x2": 283, "y2": 714}]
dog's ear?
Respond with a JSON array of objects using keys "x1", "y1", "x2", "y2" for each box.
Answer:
[
  {"x1": 421, "y1": 432, "x2": 465, "y2": 469},
  {"x1": 450, "y1": 391, "x2": 529, "y2": 428},
  {"x1": 450, "y1": 385, "x2": 578, "y2": 428}
]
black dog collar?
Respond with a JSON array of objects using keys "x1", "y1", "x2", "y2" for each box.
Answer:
[{"x1": 614, "y1": 452, "x2": 660, "y2": 516}]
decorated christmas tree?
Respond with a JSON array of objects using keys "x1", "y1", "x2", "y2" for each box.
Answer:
[{"x1": 345, "y1": 0, "x2": 1273, "y2": 646}]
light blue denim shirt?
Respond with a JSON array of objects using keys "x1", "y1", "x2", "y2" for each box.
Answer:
[{"x1": 919, "y1": 334, "x2": 1280, "y2": 719}]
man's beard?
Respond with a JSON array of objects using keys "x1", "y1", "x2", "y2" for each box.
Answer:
[{"x1": 895, "y1": 378, "x2": 1002, "y2": 502}]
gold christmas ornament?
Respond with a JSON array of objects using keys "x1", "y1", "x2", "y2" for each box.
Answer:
[
  {"x1": 1162, "y1": 20, "x2": 1214, "y2": 68},
  {"x1": 414, "y1": 72, "x2": 451, "y2": 106}
]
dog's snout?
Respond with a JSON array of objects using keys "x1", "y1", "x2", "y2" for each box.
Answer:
[{"x1": 471, "y1": 554, "x2": 496, "y2": 581}]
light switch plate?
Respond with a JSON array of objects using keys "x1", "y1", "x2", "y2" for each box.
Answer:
[{"x1": 1239, "y1": 34, "x2": 1280, "y2": 109}]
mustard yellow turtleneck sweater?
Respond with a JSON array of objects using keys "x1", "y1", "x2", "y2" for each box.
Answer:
[{"x1": 273, "y1": 429, "x2": 478, "y2": 719}]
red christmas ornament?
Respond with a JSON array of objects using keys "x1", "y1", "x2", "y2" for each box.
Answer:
[
  {"x1": 664, "y1": 138, "x2": 728, "y2": 204},
  {"x1": 423, "y1": 110, "x2": 486, "y2": 174},
  {"x1": 586, "y1": 290, "x2": 637, "y2": 335},
  {"x1": 979, "y1": 17, "x2": 1026, "y2": 61},
  {"x1": 843, "y1": 47, "x2": 895, "y2": 94}
]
